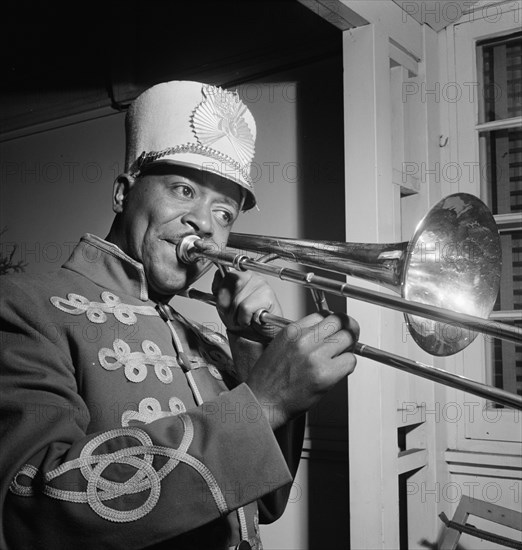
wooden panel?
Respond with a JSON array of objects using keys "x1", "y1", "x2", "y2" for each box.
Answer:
[
  {"x1": 397, "y1": 448, "x2": 429, "y2": 474},
  {"x1": 392, "y1": 0, "x2": 481, "y2": 32},
  {"x1": 341, "y1": 0, "x2": 423, "y2": 60},
  {"x1": 344, "y1": 23, "x2": 401, "y2": 549}
]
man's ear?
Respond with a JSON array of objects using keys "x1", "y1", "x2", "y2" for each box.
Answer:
[{"x1": 112, "y1": 173, "x2": 136, "y2": 213}]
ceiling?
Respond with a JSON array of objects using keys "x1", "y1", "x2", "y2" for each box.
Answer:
[{"x1": 0, "y1": 0, "x2": 342, "y2": 137}]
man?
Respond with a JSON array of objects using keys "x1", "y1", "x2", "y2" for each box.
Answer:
[{"x1": 0, "y1": 81, "x2": 358, "y2": 549}]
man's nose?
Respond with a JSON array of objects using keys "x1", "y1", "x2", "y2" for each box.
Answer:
[{"x1": 181, "y1": 203, "x2": 213, "y2": 237}]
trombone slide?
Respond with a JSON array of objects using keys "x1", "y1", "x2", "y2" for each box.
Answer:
[{"x1": 182, "y1": 288, "x2": 522, "y2": 411}]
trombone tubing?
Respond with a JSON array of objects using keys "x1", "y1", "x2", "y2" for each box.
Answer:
[
  {"x1": 190, "y1": 244, "x2": 522, "y2": 346},
  {"x1": 184, "y1": 289, "x2": 522, "y2": 410}
]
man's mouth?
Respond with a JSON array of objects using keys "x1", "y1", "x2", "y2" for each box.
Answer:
[
  {"x1": 162, "y1": 233, "x2": 197, "y2": 246},
  {"x1": 161, "y1": 238, "x2": 181, "y2": 256},
  {"x1": 161, "y1": 237, "x2": 210, "y2": 270},
  {"x1": 163, "y1": 238, "x2": 179, "y2": 248}
]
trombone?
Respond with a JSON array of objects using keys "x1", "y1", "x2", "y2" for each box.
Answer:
[{"x1": 177, "y1": 193, "x2": 522, "y2": 410}]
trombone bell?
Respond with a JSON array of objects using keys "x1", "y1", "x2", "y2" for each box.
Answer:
[{"x1": 403, "y1": 194, "x2": 501, "y2": 356}]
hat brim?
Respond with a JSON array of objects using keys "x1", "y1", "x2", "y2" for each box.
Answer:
[{"x1": 138, "y1": 153, "x2": 256, "y2": 211}]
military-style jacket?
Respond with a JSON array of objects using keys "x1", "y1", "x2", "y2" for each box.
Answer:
[{"x1": 0, "y1": 234, "x2": 304, "y2": 550}]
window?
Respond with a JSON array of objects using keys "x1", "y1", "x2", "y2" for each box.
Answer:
[{"x1": 477, "y1": 32, "x2": 522, "y2": 399}]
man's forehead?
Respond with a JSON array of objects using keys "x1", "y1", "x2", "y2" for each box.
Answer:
[{"x1": 140, "y1": 163, "x2": 243, "y2": 208}]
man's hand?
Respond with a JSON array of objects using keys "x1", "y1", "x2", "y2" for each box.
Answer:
[
  {"x1": 246, "y1": 312, "x2": 359, "y2": 430},
  {"x1": 212, "y1": 269, "x2": 283, "y2": 342},
  {"x1": 212, "y1": 269, "x2": 360, "y2": 431}
]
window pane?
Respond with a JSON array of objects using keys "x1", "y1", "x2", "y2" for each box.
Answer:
[
  {"x1": 482, "y1": 128, "x2": 522, "y2": 215},
  {"x1": 479, "y1": 32, "x2": 522, "y2": 399},
  {"x1": 483, "y1": 167, "x2": 521, "y2": 397},
  {"x1": 496, "y1": 231, "x2": 521, "y2": 311},
  {"x1": 482, "y1": 129, "x2": 522, "y2": 397},
  {"x1": 491, "y1": 318, "x2": 522, "y2": 397},
  {"x1": 480, "y1": 33, "x2": 522, "y2": 123}
]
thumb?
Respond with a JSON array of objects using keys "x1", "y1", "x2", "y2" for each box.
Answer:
[
  {"x1": 212, "y1": 269, "x2": 235, "y2": 310},
  {"x1": 211, "y1": 269, "x2": 224, "y2": 295}
]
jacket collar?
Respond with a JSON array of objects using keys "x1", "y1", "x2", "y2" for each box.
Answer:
[{"x1": 63, "y1": 234, "x2": 150, "y2": 302}]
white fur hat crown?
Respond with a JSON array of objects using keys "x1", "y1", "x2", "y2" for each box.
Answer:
[{"x1": 125, "y1": 80, "x2": 257, "y2": 210}]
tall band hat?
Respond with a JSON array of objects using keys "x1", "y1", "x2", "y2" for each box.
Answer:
[{"x1": 125, "y1": 80, "x2": 257, "y2": 210}]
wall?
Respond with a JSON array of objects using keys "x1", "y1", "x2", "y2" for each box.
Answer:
[{"x1": 0, "y1": 113, "x2": 124, "y2": 273}]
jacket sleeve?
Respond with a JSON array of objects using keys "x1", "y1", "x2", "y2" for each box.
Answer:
[
  {"x1": 0, "y1": 279, "x2": 293, "y2": 550},
  {"x1": 226, "y1": 331, "x2": 306, "y2": 524}
]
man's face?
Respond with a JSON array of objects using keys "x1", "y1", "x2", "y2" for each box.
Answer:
[{"x1": 113, "y1": 165, "x2": 242, "y2": 300}]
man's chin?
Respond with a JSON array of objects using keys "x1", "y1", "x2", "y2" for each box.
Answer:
[
  {"x1": 146, "y1": 265, "x2": 208, "y2": 301},
  {"x1": 145, "y1": 270, "x2": 186, "y2": 300}
]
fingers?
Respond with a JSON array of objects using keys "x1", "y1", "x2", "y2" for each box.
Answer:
[
  {"x1": 212, "y1": 270, "x2": 360, "y2": 360},
  {"x1": 211, "y1": 269, "x2": 235, "y2": 309},
  {"x1": 232, "y1": 277, "x2": 278, "y2": 327},
  {"x1": 211, "y1": 269, "x2": 225, "y2": 296},
  {"x1": 330, "y1": 351, "x2": 358, "y2": 376},
  {"x1": 293, "y1": 311, "x2": 331, "y2": 328},
  {"x1": 284, "y1": 312, "x2": 360, "y2": 355},
  {"x1": 318, "y1": 313, "x2": 360, "y2": 355},
  {"x1": 213, "y1": 270, "x2": 280, "y2": 324}
]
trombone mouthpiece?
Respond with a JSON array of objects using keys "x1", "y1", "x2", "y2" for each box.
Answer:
[{"x1": 177, "y1": 235, "x2": 202, "y2": 264}]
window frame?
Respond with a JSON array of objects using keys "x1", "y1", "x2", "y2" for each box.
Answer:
[
  {"x1": 450, "y1": 4, "x2": 521, "y2": 447},
  {"x1": 477, "y1": 32, "x2": 522, "y2": 399}
]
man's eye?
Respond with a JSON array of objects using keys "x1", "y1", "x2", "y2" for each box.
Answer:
[
  {"x1": 171, "y1": 184, "x2": 194, "y2": 198},
  {"x1": 215, "y1": 209, "x2": 234, "y2": 225}
]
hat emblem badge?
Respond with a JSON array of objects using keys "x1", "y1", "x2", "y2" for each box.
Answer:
[{"x1": 191, "y1": 85, "x2": 255, "y2": 167}]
